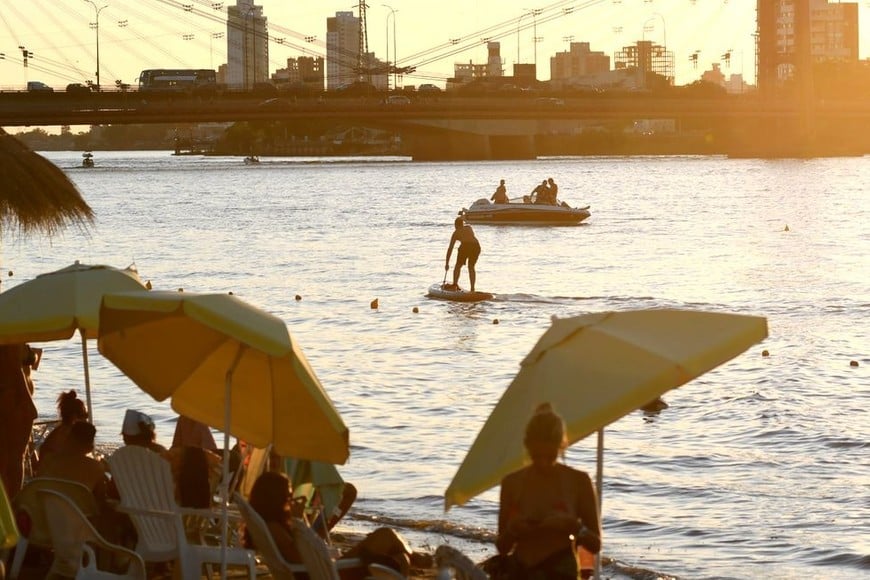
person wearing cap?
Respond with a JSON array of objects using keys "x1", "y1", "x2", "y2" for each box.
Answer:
[
  {"x1": 444, "y1": 216, "x2": 482, "y2": 292},
  {"x1": 121, "y1": 409, "x2": 167, "y2": 454}
]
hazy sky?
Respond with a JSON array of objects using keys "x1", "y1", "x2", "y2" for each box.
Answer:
[{"x1": 0, "y1": 0, "x2": 867, "y2": 90}]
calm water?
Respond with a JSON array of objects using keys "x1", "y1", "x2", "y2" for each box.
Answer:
[{"x1": 2, "y1": 151, "x2": 868, "y2": 579}]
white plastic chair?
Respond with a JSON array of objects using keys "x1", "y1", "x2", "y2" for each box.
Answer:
[
  {"x1": 233, "y1": 493, "x2": 378, "y2": 580},
  {"x1": 7, "y1": 477, "x2": 98, "y2": 579},
  {"x1": 289, "y1": 518, "x2": 406, "y2": 580},
  {"x1": 38, "y1": 488, "x2": 146, "y2": 579},
  {"x1": 107, "y1": 445, "x2": 257, "y2": 579},
  {"x1": 434, "y1": 545, "x2": 488, "y2": 580},
  {"x1": 233, "y1": 492, "x2": 300, "y2": 580}
]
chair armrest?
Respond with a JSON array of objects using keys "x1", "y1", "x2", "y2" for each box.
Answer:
[
  {"x1": 115, "y1": 505, "x2": 176, "y2": 518},
  {"x1": 367, "y1": 562, "x2": 406, "y2": 578},
  {"x1": 335, "y1": 557, "x2": 364, "y2": 570}
]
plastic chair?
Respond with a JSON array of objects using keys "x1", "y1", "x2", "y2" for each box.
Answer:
[
  {"x1": 233, "y1": 492, "x2": 300, "y2": 580},
  {"x1": 434, "y1": 545, "x2": 487, "y2": 580},
  {"x1": 233, "y1": 493, "x2": 371, "y2": 580},
  {"x1": 107, "y1": 445, "x2": 256, "y2": 579},
  {"x1": 289, "y1": 518, "x2": 402, "y2": 580},
  {"x1": 7, "y1": 477, "x2": 98, "y2": 579},
  {"x1": 38, "y1": 488, "x2": 146, "y2": 579}
]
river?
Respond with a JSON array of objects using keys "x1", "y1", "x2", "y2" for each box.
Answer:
[{"x1": 2, "y1": 151, "x2": 867, "y2": 579}]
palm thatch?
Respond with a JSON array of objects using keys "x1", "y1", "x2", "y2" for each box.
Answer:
[{"x1": 0, "y1": 127, "x2": 94, "y2": 237}]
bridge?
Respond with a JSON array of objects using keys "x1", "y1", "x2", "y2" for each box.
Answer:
[{"x1": 3, "y1": 91, "x2": 868, "y2": 159}]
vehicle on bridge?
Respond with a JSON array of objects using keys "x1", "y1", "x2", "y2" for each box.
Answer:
[
  {"x1": 27, "y1": 81, "x2": 54, "y2": 93},
  {"x1": 138, "y1": 69, "x2": 216, "y2": 93}
]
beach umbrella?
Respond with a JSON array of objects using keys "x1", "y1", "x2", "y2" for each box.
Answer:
[
  {"x1": 97, "y1": 290, "x2": 350, "y2": 572},
  {"x1": 443, "y1": 308, "x2": 767, "y2": 577},
  {"x1": 0, "y1": 128, "x2": 93, "y2": 237},
  {"x1": 0, "y1": 261, "x2": 147, "y2": 421}
]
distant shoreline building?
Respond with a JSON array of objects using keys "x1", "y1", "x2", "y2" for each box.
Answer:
[
  {"x1": 271, "y1": 56, "x2": 325, "y2": 91},
  {"x1": 227, "y1": 0, "x2": 268, "y2": 89},
  {"x1": 326, "y1": 11, "x2": 360, "y2": 90},
  {"x1": 549, "y1": 42, "x2": 611, "y2": 88},
  {"x1": 757, "y1": 0, "x2": 858, "y2": 91}
]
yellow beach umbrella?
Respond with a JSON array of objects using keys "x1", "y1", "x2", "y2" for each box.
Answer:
[
  {"x1": 98, "y1": 290, "x2": 350, "y2": 570},
  {"x1": 98, "y1": 290, "x2": 349, "y2": 464},
  {"x1": 0, "y1": 261, "x2": 147, "y2": 420},
  {"x1": 445, "y1": 308, "x2": 768, "y2": 510},
  {"x1": 444, "y1": 308, "x2": 767, "y2": 579}
]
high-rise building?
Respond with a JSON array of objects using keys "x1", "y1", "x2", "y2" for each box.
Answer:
[
  {"x1": 757, "y1": 0, "x2": 858, "y2": 90},
  {"x1": 227, "y1": 0, "x2": 268, "y2": 89},
  {"x1": 326, "y1": 11, "x2": 360, "y2": 90}
]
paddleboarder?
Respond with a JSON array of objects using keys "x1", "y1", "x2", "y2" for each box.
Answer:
[{"x1": 445, "y1": 216, "x2": 481, "y2": 292}]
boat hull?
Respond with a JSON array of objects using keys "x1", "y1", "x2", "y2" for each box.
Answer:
[{"x1": 462, "y1": 202, "x2": 590, "y2": 226}]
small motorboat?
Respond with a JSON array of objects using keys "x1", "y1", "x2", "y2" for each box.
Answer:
[
  {"x1": 81, "y1": 152, "x2": 94, "y2": 168},
  {"x1": 459, "y1": 197, "x2": 591, "y2": 226}
]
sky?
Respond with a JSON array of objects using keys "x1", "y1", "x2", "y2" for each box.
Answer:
[{"x1": 0, "y1": 0, "x2": 867, "y2": 91}]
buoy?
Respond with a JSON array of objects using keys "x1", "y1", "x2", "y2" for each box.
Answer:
[
  {"x1": 762, "y1": 349, "x2": 769, "y2": 357},
  {"x1": 412, "y1": 306, "x2": 419, "y2": 313},
  {"x1": 295, "y1": 294, "x2": 302, "y2": 301},
  {"x1": 492, "y1": 318, "x2": 499, "y2": 325},
  {"x1": 228, "y1": 291, "x2": 234, "y2": 295},
  {"x1": 7, "y1": 271, "x2": 13, "y2": 277},
  {"x1": 850, "y1": 360, "x2": 859, "y2": 367},
  {"x1": 145, "y1": 280, "x2": 152, "y2": 290},
  {"x1": 370, "y1": 298, "x2": 378, "y2": 309},
  {"x1": 177, "y1": 288, "x2": 184, "y2": 292},
  {"x1": 784, "y1": 225, "x2": 790, "y2": 231}
]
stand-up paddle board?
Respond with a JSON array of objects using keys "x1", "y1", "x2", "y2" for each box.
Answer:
[{"x1": 427, "y1": 282, "x2": 493, "y2": 302}]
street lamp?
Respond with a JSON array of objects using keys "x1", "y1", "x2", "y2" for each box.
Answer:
[
  {"x1": 383, "y1": 4, "x2": 397, "y2": 90},
  {"x1": 643, "y1": 12, "x2": 667, "y2": 50},
  {"x1": 84, "y1": 0, "x2": 108, "y2": 91}
]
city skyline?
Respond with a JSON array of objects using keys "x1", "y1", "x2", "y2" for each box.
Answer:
[{"x1": 0, "y1": 1, "x2": 867, "y2": 91}]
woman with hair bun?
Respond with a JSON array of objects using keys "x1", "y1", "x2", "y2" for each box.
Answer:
[
  {"x1": 495, "y1": 403, "x2": 602, "y2": 579},
  {"x1": 39, "y1": 389, "x2": 89, "y2": 463}
]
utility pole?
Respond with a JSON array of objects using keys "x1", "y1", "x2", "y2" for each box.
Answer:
[
  {"x1": 84, "y1": 0, "x2": 108, "y2": 91},
  {"x1": 358, "y1": 0, "x2": 369, "y2": 83}
]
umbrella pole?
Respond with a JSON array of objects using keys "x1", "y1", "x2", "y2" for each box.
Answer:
[
  {"x1": 221, "y1": 345, "x2": 245, "y2": 579},
  {"x1": 594, "y1": 428, "x2": 604, "y2": 580},
  {"x1": 80, "y1": 331, "x2": 94, "y2": 422}
]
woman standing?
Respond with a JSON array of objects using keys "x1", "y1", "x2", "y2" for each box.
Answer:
[{"x1": 0, "y1": 344, "x2": 38, "y2": 499}]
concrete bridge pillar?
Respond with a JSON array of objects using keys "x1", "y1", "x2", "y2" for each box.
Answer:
[
  {"x1": 407, "y1": 133, "x2": 536, "y2": 161},
  {"x1": 407, "y1": 131, "x2": 492, "y2": 161}
]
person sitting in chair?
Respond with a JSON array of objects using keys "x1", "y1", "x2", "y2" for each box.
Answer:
[{"x1": 244, "y1": 471, "x2": 412, "y2": 579}]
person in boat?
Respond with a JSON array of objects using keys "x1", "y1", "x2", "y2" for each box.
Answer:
[
  {"x1": 495, "y1": 403, "x2": 602, "y2": 580},
  {"x1": 444, "y1": 216, "x2": 481, "y2": 292},
  {"x1": 531, "y1": 180, "x2": 551, "y2": 205},
  {"x1": 547, "y1": 177, "x2": 559, "y2": 205},
  {"x1": 491, "y1": 179, "x2": 509, "y2": 204}
]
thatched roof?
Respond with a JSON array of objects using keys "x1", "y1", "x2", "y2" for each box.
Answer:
[{"x1": 0, "y1": 127, "x2": 94, "y2": 237}]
